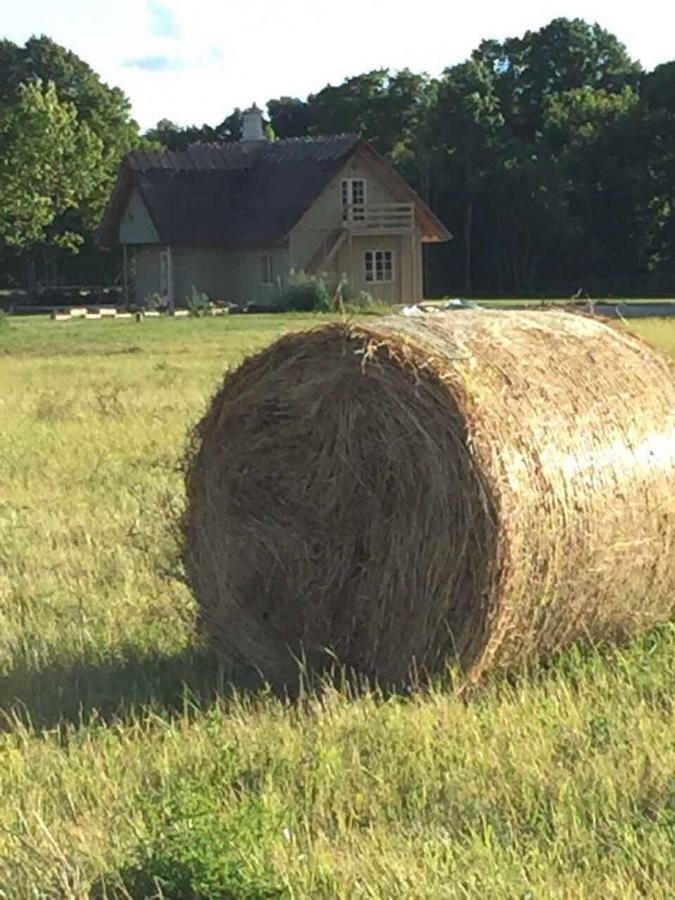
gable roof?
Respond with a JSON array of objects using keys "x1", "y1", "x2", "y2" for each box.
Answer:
[{"x1": 98, "y1": 136, "x2": 450, "y2": 248}]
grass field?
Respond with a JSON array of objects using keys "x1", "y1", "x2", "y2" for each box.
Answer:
[{"x1": 1, "y1": 313, "x2": 674, "y2": 899}]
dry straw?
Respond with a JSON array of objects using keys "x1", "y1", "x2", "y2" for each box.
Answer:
[{"x1": 183, "y1": 311, "x2": 675, "y2": 687}]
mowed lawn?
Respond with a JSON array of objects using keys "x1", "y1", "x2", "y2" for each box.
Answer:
[{"x1": 0, "y1": 313, "x2": 674, "y2": 899}]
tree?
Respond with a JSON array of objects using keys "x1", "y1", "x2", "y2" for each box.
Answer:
[
  {"x1": 307, "y1": 69, "x2": 434, "y2": 159},
  {"x1": 639, "y1": 63, "x2": 675, "y2": 286},
  {"x1": 473, "y1": 18, "x2": 640, "y2": 141},
  {"x1": 0, "y1": 81, "x2": 102, "y2": 250},
  {"x1": 267, "y1": 97, "x2": 316, "y2": 138},
  {"x1": 0, "y1": 35, "x2": 147, "y2": 288},
  {"x1": 146, "y1": 109, "x2": 258, "y2": 149},
  {"x1": 0, "y1": 36, "x2": 145, "y2": 223},
  {"x1": 427, "y1": 60, "x2": 504, "y2": 291}
]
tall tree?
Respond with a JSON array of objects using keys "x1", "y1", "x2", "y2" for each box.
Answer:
[
  {"x1": 267, "y1": 97, "x2": 316, "y2": 138},
  {"x1": 0, "y1": 36, "x2": 144, "y2": 223},
  {"x1": 308, "y1": 69, "x2": 434, "y2": 159},
  {"x1": 0, "y1": 81, "x2": 105, "y2": 291},
  {"x1": 640, "y1": 62, "x2": 675, "y2": 286},
  {"x1": 427, "y1": 60, "x2": 504, "y2": 291},
  {"x1": 473, "y1": 18, "x2": 640, "y2": 141}
]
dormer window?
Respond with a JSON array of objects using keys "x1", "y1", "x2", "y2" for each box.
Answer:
[{"x1": 342, "y1": 178, "x2": 366, "y2": 222}]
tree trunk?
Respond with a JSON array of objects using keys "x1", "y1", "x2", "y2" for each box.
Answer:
[
  {"x1": 25, "y1": 249, "x2": 37, "y2": 302},
  {"x1": 464, "y1": 200, "x2": 473, "y2": 294}
]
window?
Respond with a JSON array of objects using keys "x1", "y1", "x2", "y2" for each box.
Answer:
[
  {"x1": 364, "y1": 250, "x2": 394, "y2": 283},
  {"x1": 260, "y1": 253, "x2": 274, "y2": 286},
  {"x1": 342, "y1": 178, "x2": 366, "y2": 221}
]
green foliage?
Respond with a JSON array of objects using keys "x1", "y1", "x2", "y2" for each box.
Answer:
[
  {"x1": 276, "y1": 270, "x2": 333, "y2": 312},
  {"x1": 102, "y1": 785, "x2": 284, "y2": 899},
  {"x1": 146, "y1": 109, "x2": 247, "y2": 151},
  {"x1": 543, "y1": 85, "x2": 639, "y2": 149},
  {"x1": 0, "y1": 36, "x2": 148, "y2": 225},
  {"x1": 274, "y1": 271, "x2": 379, "y2": 313},
  {"x1": 0, "y1": 35, "x2": 147, "y2": 282},
  {"x1": 186, "y1": 285, "x2": 211, "y2": 317},
  {"x1": 0, "y1": 81, "x2": 103, "y2": 249},
  {"x1": 142, "y1": 291, "x2": 163, "y2": 311}
]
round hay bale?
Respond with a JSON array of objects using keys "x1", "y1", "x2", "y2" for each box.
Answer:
[{"x1": 183, "y1": 311, "x2": 675, "y2": 686}]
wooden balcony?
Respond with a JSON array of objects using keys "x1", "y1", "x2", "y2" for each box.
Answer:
[{"x1": 344, "y1": 203, "x2": 415, "y2": 234}]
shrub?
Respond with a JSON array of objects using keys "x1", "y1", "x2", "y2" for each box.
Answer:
[
  {"x1": 141, "y1": 292, "x2": 163, "y2": 311},
  {"x1": 276, "y1": 271, "x2": 332, "y2": 312},
  {"x1": 186, "y1": 286, "x2": 211, "y2": 317}
]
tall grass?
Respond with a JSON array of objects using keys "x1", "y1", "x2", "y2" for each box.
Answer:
[{"x1": 0, "y1": 314, "x2": 674, "y2": 899}]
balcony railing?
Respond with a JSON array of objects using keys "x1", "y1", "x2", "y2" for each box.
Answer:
[{"x1": 343, "y1": 203, "x2": 415, "y2": 234}]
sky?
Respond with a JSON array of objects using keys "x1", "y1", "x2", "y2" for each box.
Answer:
[{"x1": 3, "y1": 0, "x2": 674, "y2": 130}]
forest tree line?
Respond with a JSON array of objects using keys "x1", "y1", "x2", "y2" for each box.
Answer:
[{"x1": 1, "y1": 18, "x2": 674, "y2": 297}]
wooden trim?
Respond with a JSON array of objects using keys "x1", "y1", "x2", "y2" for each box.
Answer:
[
  {"x1": 259, "y1": 252, "x2": 274, "y2": 286},
  {"x1": 123, "y1": 244, "x2": 129, "y2": 306},
  {"x1": 167, "y1": 246, "x2": 174, "y2": 311}
]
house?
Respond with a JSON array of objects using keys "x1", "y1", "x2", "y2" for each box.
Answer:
[{"x1": 98, "y1": 106, "x2": 450, "y2": 308}]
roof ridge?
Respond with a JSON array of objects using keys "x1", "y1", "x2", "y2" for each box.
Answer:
[
  {"x1": 126, "y1": 133, "x2": 362, "y2": 173},
  {"x1": 273, "y1": 132, "x2": 361, "y2": 144},
  {"x1": 180, "y1": 133, "x2": 361, "y2": 151}
]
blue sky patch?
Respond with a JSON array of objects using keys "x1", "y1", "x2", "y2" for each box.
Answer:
[
  {"x1": 148, "y1": 1, "x2": 180, "y2": 39},
  {"x1": 123, "y1": 55, "x2": 184, "y2": 72}
]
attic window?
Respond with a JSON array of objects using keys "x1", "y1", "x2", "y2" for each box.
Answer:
[
  {"x1": 364, "y1": 250, "x2": 394, "y2": 283},
  {"x1": 260, "y1": 253, "x2": 274, "y2": 286}
]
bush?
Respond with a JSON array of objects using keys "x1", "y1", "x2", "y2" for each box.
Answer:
[
  {"x1": 276, "y1": 271, "x2": 332, "y2": 312},
  {"x1": 342, "y1": 290, "x2": 387, "y2": 315},
  {"x1": 141, "y1": 292, "x2": 163, "y2": 311},
  {"x1": 186, "y1": 286, "x2": 211, "y2": 317}
]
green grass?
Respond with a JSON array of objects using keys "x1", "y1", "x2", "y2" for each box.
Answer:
[{"x1": 1, "y1": 314, "x2": 674, "y2": 899}]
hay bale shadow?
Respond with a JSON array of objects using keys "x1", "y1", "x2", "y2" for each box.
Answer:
[{"x1": 0, "y1": 646, "x2": 269, "y2": 732}]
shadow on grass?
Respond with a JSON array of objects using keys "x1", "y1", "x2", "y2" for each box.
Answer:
[
  {"x1": 0, "y1": 645, "x2": 268, "y2": 733},
  {"x1": 6, "y1": 625, "x2": 672, "y2": 734}
]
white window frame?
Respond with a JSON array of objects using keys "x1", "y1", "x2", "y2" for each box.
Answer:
[
  {"x1": 364, "y1": 249, "x2": 395, "y2": 284},
  {"x1": 260, "y1": 252, "x2": 274, "y2": 286},
  {"x1": 342, "y1": 177, "x2": 367, "y2": 222}
]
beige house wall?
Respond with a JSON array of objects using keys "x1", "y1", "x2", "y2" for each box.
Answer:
[
  {"x1": 232, "y1": 247, "x2": 290, "y2": 307},
  {"x1": 133, "y1": 244, "x2": 290, "y2": 307},
  {"x1": 171, "y1": 247, "x2": 237, "y2": 304},
  {"x1": 289, "y1": 148, "x2": 424, "y2": 303},
  {"x1": 119, "y1": 189, "x2": 159, "y2": 244},
  {"x1": 133, "y1": 246, "x2": 162, "y2": 304},
  {"x1": 332, "y1": 229, "x2": 423, "y2": 304}
]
